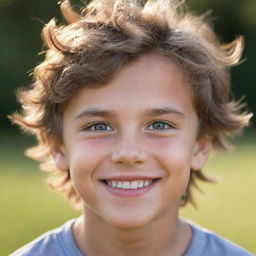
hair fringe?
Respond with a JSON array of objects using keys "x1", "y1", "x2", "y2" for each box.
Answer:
[
  {"x1": 42, "y1": 19, "x2": 72, "y2": 53},
  {"x1": 60, "y1": 0, "x2": 81, "y2": 24},
  {"x1": 220, "y1": 36, "x2": 244, "y2": 66}
]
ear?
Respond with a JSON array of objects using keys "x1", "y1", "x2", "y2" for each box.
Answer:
[
  {"x1": 51, "y1": 144, "x2": 69, "y2": 172},
  {"x1": 191, "y1": 138, "x2": 212, "y2": 171}
]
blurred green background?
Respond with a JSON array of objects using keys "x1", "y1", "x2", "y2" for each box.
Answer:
[{"x1": 0, "y1": 0, "x2": 255, "y2": 255}]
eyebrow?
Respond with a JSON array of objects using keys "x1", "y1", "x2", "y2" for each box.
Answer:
[
  {"x1": 76, "y1": 108, "x2": 115, "y2": 120},
  {"x1": 144, "y1": 107, "x2": 186, "y2": 119},
  {"x1": 75, "y1": 106, "x2": 186, "y2": 120}
]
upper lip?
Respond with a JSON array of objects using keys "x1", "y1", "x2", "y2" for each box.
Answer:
[{"x1": 100, "y1": 176, "x2": 160, "y2": 181}]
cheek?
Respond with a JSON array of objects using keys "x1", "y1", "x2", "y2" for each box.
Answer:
[
  {"x1": 153, "y1": 137, "x2": 194, "y2": 172},
  {"x1": 68, "y1": 138, "x2": 111, "y2": 178},
  {"x1": 155, "y1": 138, "x2": 193, "y2": 198},
  {"x1": 67, "y1": 139, "x2": 111, "y2": 205}
]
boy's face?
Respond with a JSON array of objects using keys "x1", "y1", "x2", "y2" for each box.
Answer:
[{"x1": 53, "y1": 53, "x2": 210, "y2": 228}]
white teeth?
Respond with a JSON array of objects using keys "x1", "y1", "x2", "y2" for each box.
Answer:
[
  {"x1": 123, "y1": 181, "x2": 129, "y2": 189},
  {"x1": 130, "y1": 181, "x2": 139, "y2": 189},
  {"x1": 138, "y1": 181, "x2": 144, "y2": 188},
  {"x1": 144, "y1": 180, "x2": 150, "y2": 187},
  {"x1": 106, "y1": 179, "x2": 154, "y2": 189}
]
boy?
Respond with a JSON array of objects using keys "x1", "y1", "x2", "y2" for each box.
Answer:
[{"x1": 11, "y1": 0, "x2": 253, "y2": 255}]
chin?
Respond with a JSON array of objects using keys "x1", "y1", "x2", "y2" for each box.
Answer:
[
  {"x1": 109, "y1": 219, "x2": 151, "y2": 230},
  {"x1": 105, "y1": 212, "x2": 156, "y2": 230}
]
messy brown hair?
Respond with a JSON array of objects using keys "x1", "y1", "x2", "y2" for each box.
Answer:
[{"x1": 11, "y1": 0, "x2": 252, "y2": 209}]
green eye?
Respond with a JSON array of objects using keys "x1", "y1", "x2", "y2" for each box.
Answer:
[
  {"x1": 86, "y1": 123, "x2": 112, "y2": 131},
  {"x1": 147, "y1": 121, "x2": 172, "y2": 130}
]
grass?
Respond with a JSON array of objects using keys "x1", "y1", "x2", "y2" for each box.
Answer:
[{"x1": 1, "y1": 131, "x2": 255, "y2": 255}]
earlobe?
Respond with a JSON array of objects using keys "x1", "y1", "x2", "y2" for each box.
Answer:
[
  {"x1": 51, "y1": 145, "x2": 69, "y2": 171},
  {"x1": 191, "y1": 139, "x2": 211, "y2": 171}
]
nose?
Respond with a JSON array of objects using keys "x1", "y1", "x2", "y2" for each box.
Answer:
[{"x1": 111, "y1": 136, "x2": 147, "y2": 166}]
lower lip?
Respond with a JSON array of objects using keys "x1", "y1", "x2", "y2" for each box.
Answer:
[{"x1": 101, "y1": 180, "x2": 159, "y2": 198}]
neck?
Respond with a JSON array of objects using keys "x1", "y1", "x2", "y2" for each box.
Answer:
[{"x1": 72, "y1": 205, "x2": 192, "y2": 256}]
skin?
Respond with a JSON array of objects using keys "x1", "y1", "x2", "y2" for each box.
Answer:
[{"x1": 53, "y1": 53, "x2": 211, "y2": 256}]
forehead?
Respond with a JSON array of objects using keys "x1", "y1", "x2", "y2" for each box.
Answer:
[{"x1": 64, "y1": 53, "x2": 196, "y2": 119}]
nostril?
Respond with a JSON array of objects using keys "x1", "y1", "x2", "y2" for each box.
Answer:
[{"x1": 111, "y1": 150, "x2": 147, "y2": 165}]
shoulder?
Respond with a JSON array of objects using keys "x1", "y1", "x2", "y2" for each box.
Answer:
[
  {"x1": 10, "y1": 218, "x2": 82, "y2": 256},
  {"x1": 185, "y1": 221, "x2": 254, "y2": 256}
]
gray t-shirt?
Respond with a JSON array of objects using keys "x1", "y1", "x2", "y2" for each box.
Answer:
[{"x1": 11, "y1": 218, "x2": 254, "y2": 256}]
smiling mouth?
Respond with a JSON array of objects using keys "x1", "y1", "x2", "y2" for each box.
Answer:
[{"x1": 102, "y1": 179, "x2": 160, "y2": 190}]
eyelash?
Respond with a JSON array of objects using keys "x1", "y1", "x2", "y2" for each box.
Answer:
[
  {"x1": 82, "y1": 121, "x2": 174, "y2": 132},
  {"x1": 84, "y1": 122, "x2": 113, "y2": 131},
  {"x1": 147, "y1": 121, "x2": 173, "y2": 131}
]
